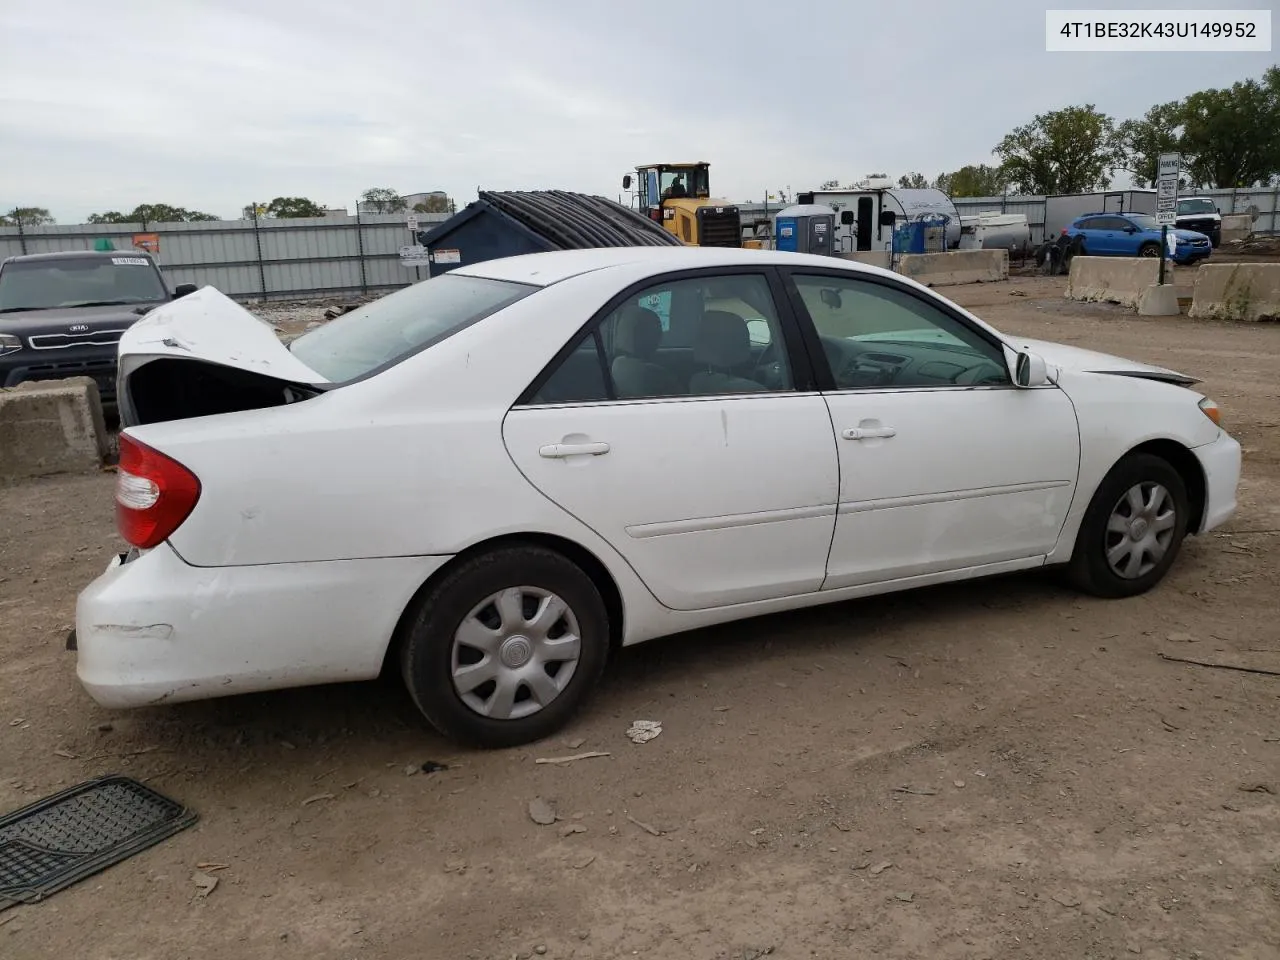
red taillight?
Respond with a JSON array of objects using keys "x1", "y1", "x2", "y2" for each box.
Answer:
[{"x1": 115, "y1": 434, "x2": 201, "y2": 549}]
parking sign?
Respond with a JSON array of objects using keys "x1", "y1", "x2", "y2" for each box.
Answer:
[{"x1": 1157, "y1": 153, "x2": 1180, "y2": 226}]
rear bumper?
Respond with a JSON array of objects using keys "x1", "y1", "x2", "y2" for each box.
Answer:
[
  {"x1": 1193, "y1": 431, "x2": 1241, "y2": 534},
  {"x1": 75, "y1": 543, "x2": 449, "y2": 708}
]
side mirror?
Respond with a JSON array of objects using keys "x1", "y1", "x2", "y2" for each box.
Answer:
[
  {"x1": 1013, "y1": 350, "x2": 1049, "y2": 388},
  {"x1": 622, "y1": 174, "x2": 632, "y2": 189},
  {"x1": 840, "y1": 210, "x2": 855, "y2": 225},
  {"x1": 819, "y1": 288, "x2": 843, "y2": 310},
  {"x1": 879, "y1": 211, "x2": 897, "y2": 227},
  {"x1": 173, "y1": 283, "x2": 198, "y2": 298}
]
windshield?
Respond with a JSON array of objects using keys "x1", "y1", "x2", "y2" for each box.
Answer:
[
  {"x1": 0, "y1": 256, "x2": 167, "y2": 312},
  {"x1": 1177, "y1": 198, "x2": 1216, "y2": 215},
  {"x1": 289, "y1": 273, "x2": 535, "y2": 383},
  {"x1": 1127, "y1": 214, "x2": 1159, "y2": 230},
  {"x1": 660, "y1": 167, "x2": 709, "y2": 200}
]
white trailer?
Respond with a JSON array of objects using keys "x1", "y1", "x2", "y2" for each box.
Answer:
[
  {"x1": 1043, "y1": 190, "x2": 1157, "y2": 240},
  {"x1": 798, "y1": 181, "x2": 962, "y2": 254}
]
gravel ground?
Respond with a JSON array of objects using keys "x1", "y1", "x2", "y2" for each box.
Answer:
[{"x1": 1, "y1": 274, "x2": 1278, "y2": 960}]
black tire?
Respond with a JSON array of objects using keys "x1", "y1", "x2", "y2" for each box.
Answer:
[
  {"x1": 399, "y1": 545, "x2": 610, "y2": 749},
  {"x1": 1067, "y1": 453, "x2": 1190, "y2": 599},
  {"x1": 1138, "y1": 242, "x2": 1162, "y2": 258}
]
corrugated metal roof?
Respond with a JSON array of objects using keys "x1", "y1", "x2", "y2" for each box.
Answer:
[{"x1": 476, "y1": 191, "x2": 682, "y2": 249}]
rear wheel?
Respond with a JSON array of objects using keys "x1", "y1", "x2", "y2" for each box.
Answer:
[
  {"x1": 1138, "y1": 242, "x2": 1162, "y2": 258},
  {"x1": 1067, "y1": 453, "x2": 1190, "y2": 598},
  {"x1": 399, "y1": 545, "x2": 610, "y2": 748}
]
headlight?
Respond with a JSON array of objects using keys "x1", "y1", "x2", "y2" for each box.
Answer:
[
  {"x1": 1198, "y1": 397, "x2": 1222, "y2": 427},
  {"x1": 0, "y1": 333, "x2": 22, "y2": 357}
]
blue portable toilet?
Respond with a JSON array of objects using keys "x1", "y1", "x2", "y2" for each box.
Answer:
[{"x1": 773, "y1": 204, "x2": 836, "y2": 256}]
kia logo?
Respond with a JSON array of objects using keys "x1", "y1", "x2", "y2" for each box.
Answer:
[{"x1": 68, "y1": 324, "x2": 89, "y2": 333}]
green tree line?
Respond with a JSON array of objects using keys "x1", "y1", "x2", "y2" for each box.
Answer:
[
  {"x1": 2, "y1": 188, "x2": 454, "y2": 227},
  {"x1": 829, "y1": 66, "x2": 1280, "y2": 197}
]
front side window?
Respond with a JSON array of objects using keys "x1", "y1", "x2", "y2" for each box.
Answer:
[
  {"x1": 290, "y1": 273, "x2": 534, "y2": 383},
  {"x1": 1126, "y1": 214, "x2": 1159, "y2": 231},
  {"x1": 789, "y1": 274, "x2": 1010, "y2": 390},
  {"x1": 0, "y1": 257, "x2": 167, "y2": 313},
  {"x1": 530, "y1": 273, "x2": 794, "y2": 404}
]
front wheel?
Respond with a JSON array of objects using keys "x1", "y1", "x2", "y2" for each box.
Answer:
[
  {"x1": 1067, "y1": 453, "x2": 1190, "y2": 598},
  {"x1": 399, "y1": 545, "x2": 610, "y2": 748},
  {"x1": 1138, "y1": 242, "x2": 1162, "y2": 258}
]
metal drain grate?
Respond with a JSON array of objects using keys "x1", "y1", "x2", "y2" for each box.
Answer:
[{"x1": 0, "y1": 775, "x2": 197, "y2": 910}]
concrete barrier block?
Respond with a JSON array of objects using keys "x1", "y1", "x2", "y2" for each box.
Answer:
[
  {"x1": 1065, "y1": 256, "x2": 1161, "y2": 308},
  {"x1": 1220, "y1": 214, "x2": 1252, "y2": 244},
  {"x1": 0, "y1": 377, "x2": 108, "y2": 483},
  {"x1": 1188, "y1": 263, "x2": 1280, "y2": 322},
  {"x1": 838, "y1": 251, "x2": 892, "y2": 269},
  {"x1": 897, "y1": 249, "x2": 1009, "y2": 286},
  {"x1": 1137, "y1": 283, "x2": 1180, "y2": 317}
]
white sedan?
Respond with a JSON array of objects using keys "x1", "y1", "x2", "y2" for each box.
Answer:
[{"x1": 76, "y1": 247, "x2": 1241, "y2": 747}]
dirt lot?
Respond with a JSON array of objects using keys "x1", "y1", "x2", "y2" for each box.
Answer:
[{"x1": 2, "y1": 275, "x2": 1278, "y2": 960}]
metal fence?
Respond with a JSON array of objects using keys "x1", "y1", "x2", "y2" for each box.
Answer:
[
  {"x1": 0, "y1": 211, "x2": 450, "y2": 302},
  {"x1": 737, "y1": 186, "x2": 1280, "y2": 248},
  {"x1": 4, "y1": 184, "x2": 1278, "y2": 300},
  {"x1": 950, "y1": 186, "x2": 1280, "y2": 246}
]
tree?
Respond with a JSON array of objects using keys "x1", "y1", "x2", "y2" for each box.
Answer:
[
  {"x1": 994, "y1": 105, "x2": 1121, "y2": 194},
  {"x1": 1179, "y1": 68, "x2": 1280, "y2": 188},
  {"x1": 897, "y1": 172, "x2": 929, "y2": 189},
  {"x1": 269, "y1": 197, "x2": 327, "y2": 218},
  {"x1": 361, "y1": 187, "x2": 406, "y2": 213},
  {"x1": 2, "y1": 206, "x2": 54, "y2": 227},
  {"x1": 1115, "y1": 101, "x2": 1186, "y2": 187},
  {"x1": 933, "y1": 164, "x2": 1008, "y2": 197},
  {"x1": 88, "y1": 204, "x2": 219, "y2": 223},
  {"x1": 412, "y1": 194, "x2": 453, "y2": 214}
]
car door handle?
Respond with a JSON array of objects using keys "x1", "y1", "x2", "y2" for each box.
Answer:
[
  {"x1": 539, "y1": 442, "x2": 611, "y2": 458},
  {"x1": 842, "y1": 427, "x2": 896, "y2": 440}
]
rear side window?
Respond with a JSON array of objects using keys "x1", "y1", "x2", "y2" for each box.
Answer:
[{"x1": 289, "y1": 273, "x2": 535, "y2": 383}]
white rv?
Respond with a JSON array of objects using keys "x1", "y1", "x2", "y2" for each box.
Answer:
[{"x1": 798, "y1": 180, "x2": 962, "y2": 254}]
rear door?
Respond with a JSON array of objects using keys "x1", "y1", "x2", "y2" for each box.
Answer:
[
  {"x1": 501, "y1": 267, "x2": 840, "y2": 612},
  {"x1": 1076, "y1": 216, "x2": 1115, "y2": 254}
]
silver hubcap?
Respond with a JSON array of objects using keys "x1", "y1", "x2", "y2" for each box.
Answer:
[
  {"x1": 451, "y1": 586, "x2": 581, "y2": 720},
  {"x1": 1105, "y1": 481, "x2": 1177, "y2": 579}
]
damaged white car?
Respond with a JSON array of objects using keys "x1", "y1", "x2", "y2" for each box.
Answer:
[{"x1": 76, "y1": 247, "x2": 1241, "y2": 747}]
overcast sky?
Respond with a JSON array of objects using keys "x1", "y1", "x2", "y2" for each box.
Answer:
[{"x1": 1, "y1": 0, "x2": 1274, "y2": 222}]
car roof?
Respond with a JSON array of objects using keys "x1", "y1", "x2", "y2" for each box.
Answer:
[
  {"x1": 453, "y1": 246, "x2": 885, "y2": 287},
  {"x1": 1, "y1": 249, "x2": 154, "y2": 265}
]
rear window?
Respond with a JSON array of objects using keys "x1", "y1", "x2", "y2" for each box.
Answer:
[
  {"x1": 289, "y1": 273, "x2": 536, "y2": 383},
  {"x1": 0, "y1": 256, "x2": 167, "y2": 313}
]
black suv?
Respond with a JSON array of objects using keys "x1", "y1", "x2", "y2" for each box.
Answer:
[{"x1": 0, "y1": 250, "x2": 196, "y2": 410}]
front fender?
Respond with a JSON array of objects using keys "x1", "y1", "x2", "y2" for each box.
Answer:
[{"x1": 1045, "y1": 369, "x2": 1222, "y2": 564}]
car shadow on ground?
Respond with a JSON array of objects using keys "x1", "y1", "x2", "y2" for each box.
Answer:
[{"x1": 105, "y1": 569, "x2": 1069, "y2": 770}]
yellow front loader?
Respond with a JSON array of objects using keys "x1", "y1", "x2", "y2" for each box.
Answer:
[{"x1": 624, "y1": 162, "x2": 761, "y2": 248}]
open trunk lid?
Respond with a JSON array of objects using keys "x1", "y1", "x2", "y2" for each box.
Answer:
[{"x1": 116, "y1": 286, "x2": 330, "y2": 426}]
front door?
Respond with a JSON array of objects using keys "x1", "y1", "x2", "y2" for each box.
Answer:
[
  {"x1": 503, "y1": 269, "x2": 839, "y2": 611},
  {"x1": 782, "y1": 270, "x2": 1081, "y2": 589},
  {"x1": 856, "y1": 197, "x2": 874, "y2": 251}
]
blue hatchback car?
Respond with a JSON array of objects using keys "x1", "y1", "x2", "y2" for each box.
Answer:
[{"x1": 1064, "y1": 213, "x2": 1213, "y2": 266}]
